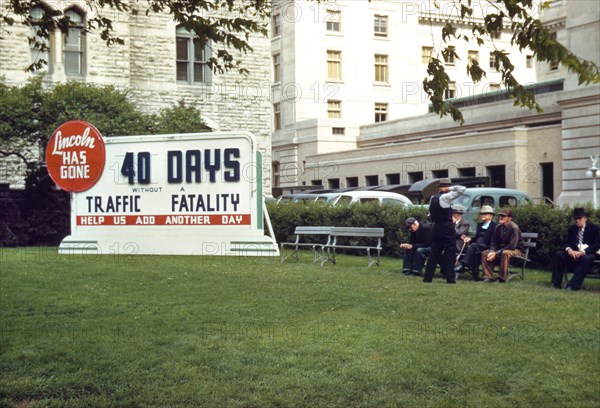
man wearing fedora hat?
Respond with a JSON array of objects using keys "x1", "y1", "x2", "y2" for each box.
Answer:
[
  {"x1": 423, "y1": 178, "x2": 466, "y2": 283},
  {"x1": 451, "y1": 205, "x2": 470, "y2": 253},
  {"x1": 454, "y1": 205, "x2": 498, "y2": 281},
  {"x1": 480, "y1": 208, "x2": 524, "y2": 282},
  {"x1": 400, "y1": 217, "x2": 432, "y2": 276},
  {"x1": 551, "y1": 208, "x2": 600, "y2": 291}
]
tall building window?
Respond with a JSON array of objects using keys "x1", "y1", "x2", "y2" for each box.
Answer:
[
  {"x1": 273, "y1": 53, "x2": 281, "y2": 82},
  {"x1": 325, "y1": 10, "x2": 340, "y2": 32},
  {"x1": 374, "y1": 54, "x2": 388, "y2": 83},
  {"x1": 489, "y1": 52, "x2": 499, "y2": 71},
  {"x1": 444, "y1": 46, "x2": 456, "y2": 65},
  {"x1": 526, "y1": 55, "x2": 533, "y2": 68},
  {"x1": 64, "y1": 8, "x2": 85, "y2": 76},
  {"x1": 327, "y1": 100, "x2": 341, "y2": 118},
  {"x1": 422, "y1": 46, "x2": 433, "y2": 64},
  {"x1": 30, "y1": 6, "x2": 52, "y2": 73},
  {"x1": 272, "y1": 13, "x2": 281, "y2": 36},
  {"x1": 273, "y1": 103, "x2": 281, "y2": 130},
  {"x1": 489, "y1": 83, "x2": 500, "y2": 92},
  {"x1": 549, "y1": 32, "x2": 559, "y2": 70},
  {"x1": 468, "y1": 50, "x2": 479, "y2": 65},
  {"x1": 375, "y1": 103, "x2": 388, "y2": 122},
  {"x1": 176, "y1": 27, "x2": 212, "y2": 84},
  {"x1": 327, "y1": 50, "x2": 342, "y2": 80},
  {"x1": 374, "y1": 15, "x2": 388, "y2": 37},
  {"x1": 332, "y1": 127, "x2": 345, "y2": 135},
  {"x1": 445, "y1": 82, "x2": 456, "y2": 99}
]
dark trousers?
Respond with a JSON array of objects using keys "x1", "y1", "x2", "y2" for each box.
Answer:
[
  {"x1": 403, "y1": 247, "x2": 430, "y2": 275},
  {"x1": 460, "y1": 243, "x2": 487, "y2": 280},
  {"x1": 551, "y1": 250, "x2": 595, "y2": 289},
  {"x1": 424, "y1": 222, "x2": 456, "y2": 283}
]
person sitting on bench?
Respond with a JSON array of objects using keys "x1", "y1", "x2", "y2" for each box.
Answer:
[
  {"x1": 454, "y1": 205, "x2": 497, "y2": 281},
  {"x1": 551, "y1": 208, "x2": 600, "y2": 291},
  {"x1": 480, "y1": 209, "x2": 524, "y2": 283},
  {"x1": 400, "y1": 217, "x2": 432, "y2": 276}
]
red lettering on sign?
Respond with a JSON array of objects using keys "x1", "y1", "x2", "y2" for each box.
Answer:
[{"x1": 46, "y1": 121, "x2": 106, "y2": 192}]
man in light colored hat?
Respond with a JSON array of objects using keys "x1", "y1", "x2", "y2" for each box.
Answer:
[
  {"x1": 454, "y1": 205, "x2": 497, "y2": 281},
  {"x1": 423, "y1": 178, "x2": 466, "y2": 284},
  {"x1": 399, "y1": 217, "x2": 432, "y2": 276},
  {"x1": 480, "y1": 208, "x2": 524, "y2": 283},
  {"x1": 551, "y1": 208, "x2": 600, "y2": 290}
]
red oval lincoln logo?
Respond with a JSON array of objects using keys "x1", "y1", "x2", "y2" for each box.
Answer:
[{"x1": 46, "y1": 120, "x2": 106, "y2": 192}]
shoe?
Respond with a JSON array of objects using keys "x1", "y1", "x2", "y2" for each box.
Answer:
[
  {"x1": 565, "y1": 285, "x2": 577, "y2": 291},
  {"x1": 551, "y1": 284, "x2": 562, "y2": 289},
  {"x1": 454, "y1": 264, "x2": 465, "y2": 273},
  {"x1": 482, "y1": 278, "x2": 495, "y2": 283},
  {"x1": 447, "y1": 280, "x2": 456, "y2": 284},
  {"x1": 496, "y1": 279, "x2": 506, "y2": 284},
  {"x1": 411, "y1": 271, "x2": 422, "y2": 276},
  {"x1": 403, "y1": 270, "x2": 411, "y2": 276}
]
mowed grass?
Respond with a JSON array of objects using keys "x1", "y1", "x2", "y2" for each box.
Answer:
[{"x1": 1, "y1": 247, "x2": 599, "y2": 408}]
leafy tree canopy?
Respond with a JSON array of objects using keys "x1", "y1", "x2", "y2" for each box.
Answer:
[
  {"x1": 413, "y1": 0, "x2": 600, "y2": 123},
  {"x1": 0, "y1": 77, "x2": 209, "y2": 170},
  {"x1": 2, "y1": 0, "x2": 600, "y2": 123},
  {"x1": 1, "y1": 0, "x2": 270, "y2": 74}
]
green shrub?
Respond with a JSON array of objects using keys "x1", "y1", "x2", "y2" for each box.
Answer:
[
  {"x1": 268, "y1": 202, "x2": 600, "y2": 269},
  {"x1": 267, "y1": 202, "x2": 428, "y2": 257},
  {"x1": 512, "y1": 204, "x2": 600, "y2": 269}
]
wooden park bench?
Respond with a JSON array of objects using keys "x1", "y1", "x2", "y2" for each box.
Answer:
[
  {"x1": 280, "y1": 226, "x2": 333, "y2": 264},
  {"x1": 562, "y1": 253, "x2": 600, "y2": 285},
  {"x1": 321, "y1": 227, "x2": 384, "y2": 268},
  {"x1": 507, "y1": 232, "x2": 538, "y2": 281}
]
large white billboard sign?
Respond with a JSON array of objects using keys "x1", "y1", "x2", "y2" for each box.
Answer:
[{"x1": 49, "y1": 123, "x2": 278, "y2": 256}]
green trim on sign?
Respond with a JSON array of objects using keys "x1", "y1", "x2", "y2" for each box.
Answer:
[{"x1": 256, "y1": 151, "x2": 263, "y2": 230}]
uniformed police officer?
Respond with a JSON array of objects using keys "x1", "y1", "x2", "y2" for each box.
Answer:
[{"x1": 423, "y1": 179, "x2": 466, "y2": 284}]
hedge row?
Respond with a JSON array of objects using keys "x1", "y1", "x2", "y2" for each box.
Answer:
[{"x1": 266, "y1": 202, "x2": 600, "y2": 270}]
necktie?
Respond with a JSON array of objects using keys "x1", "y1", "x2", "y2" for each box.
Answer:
[{"x1": 577, "y1": 228, "x2": 584, "y2": 246}]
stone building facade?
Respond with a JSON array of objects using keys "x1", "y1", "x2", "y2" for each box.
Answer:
[
  {"x1": 0, "y1": 0, "x2": 273, "y2": 190},
  {"x1": 272, "y1": 0, "x2": 600, "y2": 207}
]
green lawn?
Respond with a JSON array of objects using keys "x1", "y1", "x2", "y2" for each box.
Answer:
[{"x1": 1, "y1": 247, "x2": 599, "y2": 407}]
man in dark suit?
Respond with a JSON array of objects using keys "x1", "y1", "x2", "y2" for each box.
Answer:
[
  {"x1": 454, "y1": 205, "x2": 497, "y2": 281},
  {"x1": 423, "y1": 179, "x2": 466, "y2": 284},
  {"x1": 400, "y1": 217, "x2": 432, "y2": 276},
  {"x1": 551, "y1": 208, "x2": 600, "y2": 291}
]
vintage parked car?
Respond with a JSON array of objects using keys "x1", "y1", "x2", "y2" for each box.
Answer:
[
  {"x1": 451, "y1": 187, "x2": 533, "y2": 232},
  {"x1": 330, "y1": 191, "x2": 413, "y2": 207}
]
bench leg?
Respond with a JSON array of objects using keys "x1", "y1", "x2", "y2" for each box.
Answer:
[
  {"x1": 321, "y1": 247, "x2": 336, "y2": 266},
  {"x1": 281, "y1": 244, "x2": 301, "y2": 263},
  {"x1": 366, "y1": 248, "x2": 381, "y2": 268}
]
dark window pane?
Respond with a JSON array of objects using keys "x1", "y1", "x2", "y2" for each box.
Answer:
[
  {"x1": 177, "y1": 62, "x2": 188, "y2": 81},
  {"x1": 176, "y1": 38, "x2": 188, "y2": 60}
]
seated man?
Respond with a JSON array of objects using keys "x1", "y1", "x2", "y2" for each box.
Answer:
[
  {"x1": 480, "y1": 209, "x2": 524, "y2": 283},
  {"x1": 551, "y1": 208, "x2": 600, "y2": 291},
  {"x1": 400, "y1": 217, "x2": 432, "y2": 276},
  {"x1": 451, "y1": 205, "x2": 470, "y2": 253},
  {"x1": 440, "y1": 205, "x2": 470, "y2": 279},
  {"x1": 454, "y1": 205, "x2": 497, "y2": 281}
]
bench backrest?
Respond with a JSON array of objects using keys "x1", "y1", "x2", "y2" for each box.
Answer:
[
  {"x1": 294, "y1": 226, "x2": 334, "y2": 235},
  {"x1": 521, "y1": 232, "x2": 538, "y2": 248},
  {"x1": 330, "y1": 227, "x2": 384, "y2": 238}
]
